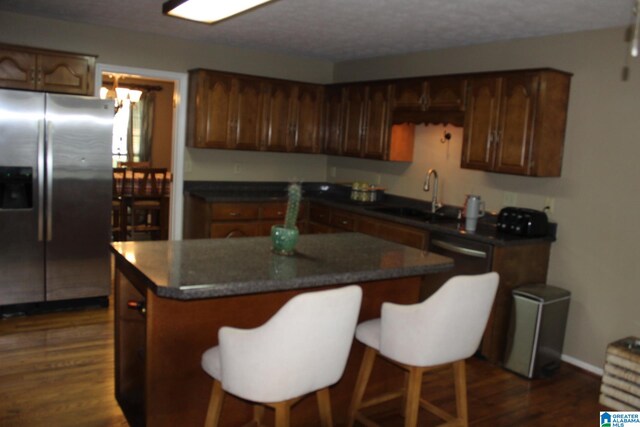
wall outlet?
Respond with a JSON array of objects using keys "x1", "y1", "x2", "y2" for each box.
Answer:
[
  {"x1": 329, "y1": 166, "x2": 337, "y2": 178},
  {"x1": 375, "y1": 174, "x2": 382, "y2": 185},
  {"x1": 503, "y1": 191, "x2": 518, "y2": 206},
  {"x1": 233, "y1": 163, "x2": 241, "y2": 174},
  {"x1": 544, "y1": 197, "x2": 555, "y2": 214}
]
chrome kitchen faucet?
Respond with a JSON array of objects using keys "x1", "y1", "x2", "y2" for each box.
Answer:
[{"x1": 423, "y1": 169, "x2": 441, "y2": 213}]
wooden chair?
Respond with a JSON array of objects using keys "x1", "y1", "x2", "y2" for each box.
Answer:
[
  {"x1": 347, "y1": 273, "x2": 499, "y2": 427},
  {"x1": 201, "y1": 286, "x2": 363, "y2": 427},
  {"x1": 111, "y1": 167, "x2": 127, "y2": 241},
  {"x1": 128, "y1": 167, "x2": 168, "y2": 240},
  {"x1": 117, "y1": 161, "x2": 151, "y2": 168}
]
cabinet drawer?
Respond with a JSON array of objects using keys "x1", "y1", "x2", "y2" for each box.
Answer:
[
  {"x1": 211, "y1": 203, "x2": 259, "y2": 220},
  {"x1": 210, "y1": 222, "x2": 259, "y2": 238},
  {"x1": 261, "y1": 202, "x2": 287, "y2": 220},
  {"x1": 331, "y1": 210, "x2": 356, "y2": 231},
  {"x1": 377, "y1": 222, "x2": 426, "y2": 249},
  {"x1": 309, "y1": 205, "x2": 331, "y2": 224}
]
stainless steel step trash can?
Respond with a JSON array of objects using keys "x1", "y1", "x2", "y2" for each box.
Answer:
[{"x1": 504, "y1": 284, "x2": 570, "y2": 378}]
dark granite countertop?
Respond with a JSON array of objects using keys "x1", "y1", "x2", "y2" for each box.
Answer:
[
  {"x1": 184, "y1": 181, "x2": 556, "y2": 246},
  {"x1": 111, "y1": 233, "x2": 453, "y2": 300}
]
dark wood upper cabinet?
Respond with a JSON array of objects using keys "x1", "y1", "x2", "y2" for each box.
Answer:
[
  {"x1": 461, "y1": 70, "x2": 570, "y2": 176},
  {"x1": 232, "y1": 77, "x2": 263, "y2": 150},
  {"x1": 187, "y1": 67, "x2": 570, "y2": 173},
  {"x1": 0, "y1": 43, "x2": 95, "y2": 95},
  {"x1": 461, "y1": 77, "x2": 501, "y2": 170},
  {"x1": 340, "y1": 83, "x2": 414, "y2": 161},
  {"x1": 262, "y1": 80, "x2": 294, "y2": 152},
  {"x1": 187, "y1": 70, "x2": 262, "y2": 150},
  {"x1": 289, "y1": 83, "x2": 323, "y2": 153},
  {"x1": 362, "y1": 83, "x2": 392, "y2": 160},
  {"x1": 188, "y1": 69, "x2": 323, "y2": 153},
  {"x1": 323, "y1": 86, "x2": 345, "y2": 155},
  {"x1": 393, "y1": 79, "x2": 427, "y2": 111},
  {"x1": 392, "y1": 77, "x2": 465, "y2": 112},
  {"x1": 426, "y1": 76, "x2": 466, "y2": 111},
  {"x1": 342, "y1": 85, "x2": 367, "y2": 157}
]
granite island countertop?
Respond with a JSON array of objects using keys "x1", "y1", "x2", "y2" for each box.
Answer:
[{"x1": 111, "y1": 233, "x2": 453, "y2": 300}]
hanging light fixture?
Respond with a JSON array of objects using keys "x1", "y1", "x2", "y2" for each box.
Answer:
[
  {"x1": 100, "y1": 76, "x2": 143, "y2": 113},
  {"x1": 162, "y1": 0, "x2": 274, "y2": 24}
]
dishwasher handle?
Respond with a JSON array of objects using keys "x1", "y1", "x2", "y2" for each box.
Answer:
[{"x1": 431, "y1": 239, "x2": 488, "y2": 259}]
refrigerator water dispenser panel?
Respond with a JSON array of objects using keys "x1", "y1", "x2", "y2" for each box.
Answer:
[{"x1": 0, "y1": 166, "x2": 33, "y2": 209}]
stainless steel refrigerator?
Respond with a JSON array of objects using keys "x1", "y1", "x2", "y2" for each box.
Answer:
[{"x1": 0, "y1": 88, "x2": 113, "y2": 306}]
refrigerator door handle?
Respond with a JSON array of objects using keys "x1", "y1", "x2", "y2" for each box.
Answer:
[
  {"x1": 46, "y1": 121, "x2": 53, "y2": 242},
  {"x1": 37, "y1": 119, "x2": 45, "y2": 242}
]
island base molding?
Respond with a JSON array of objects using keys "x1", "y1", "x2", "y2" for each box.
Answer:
[{"x1": 114, "y1": 263, "x2": 424, "y2": 427}]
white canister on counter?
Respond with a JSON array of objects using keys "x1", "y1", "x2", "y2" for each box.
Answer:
[{"x1": 463, "y1": 194, "x2": 485, "y2": 232}]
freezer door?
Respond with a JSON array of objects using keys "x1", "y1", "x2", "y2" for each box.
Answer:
[
  {"x1": 45, "y1": 93, "x2": 113, "y2": 301},
  {"x1": 0, "y1": 89, "x2": 46, "y2": 305}
]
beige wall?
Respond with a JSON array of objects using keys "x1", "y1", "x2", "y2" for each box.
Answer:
[
  {"x1": 0, "y1": 11, "x2": 332, "y2": 182},
  {"x1": 185, "y1": 148, "x2": 327, "y2": 182},
  {"x1": 330, "y1": 27, "x2": 640, "y2": 370}
]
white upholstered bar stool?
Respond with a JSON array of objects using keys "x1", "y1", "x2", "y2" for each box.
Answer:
[
  {"x1": 347, "y1": 273, "x2": 499, "y2": 427},
  {"x1": 201, "y1": 285, "x2": 363, "y2": 427}
]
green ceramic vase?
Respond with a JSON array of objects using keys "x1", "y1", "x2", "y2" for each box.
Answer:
[{"x1": 271, "y1": 225, "x2": 299, "y2": 256}]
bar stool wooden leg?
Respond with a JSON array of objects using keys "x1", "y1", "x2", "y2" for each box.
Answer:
[
  {"x1": 316, "y1": 387, "x2": 333, "y2": 427},
  {"x1": 403, "y1": 367, "x2": 424, "y2": 427},
  {"x1": 453, "y1": 360, "x2": 469, "y2": 427},
  {"x1": 347, "y1": 346, "x2": 377, "y2": 427},
  {"x1": 204, "y1": 379, "x2": 224, "y2": 427},
  {"x1": 273, "y1": 401, "x2": 291, "y2": 427},
  {"x1": 252, "y1": 405, "x2": 265, "y2": 426}
]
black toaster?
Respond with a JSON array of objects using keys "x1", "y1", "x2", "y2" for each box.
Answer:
[{"x1": 496, "y1": 207, "x2": 549, "y2": 237}]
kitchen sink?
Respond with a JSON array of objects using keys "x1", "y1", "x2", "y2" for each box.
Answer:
[{"x1": 368, "y1": 206, "x2": 459, "y2": 222}]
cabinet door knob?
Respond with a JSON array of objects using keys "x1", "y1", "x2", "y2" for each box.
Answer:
[{"x1": 229, "y1": 212, "x2": 239, "y2": 216}]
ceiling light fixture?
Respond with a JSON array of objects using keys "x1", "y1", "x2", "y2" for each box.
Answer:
[{"x1": 162, "y1": 0, "x2": 273, "y2": 24}]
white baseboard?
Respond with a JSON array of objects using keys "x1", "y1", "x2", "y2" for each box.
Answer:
[{"x1": 562, "y1": 354, "x2": 604, "y2": 376}]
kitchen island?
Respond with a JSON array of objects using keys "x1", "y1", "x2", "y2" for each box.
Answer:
[{"x1": 111, "y1": 233, "x2": 453, "y2": 427}]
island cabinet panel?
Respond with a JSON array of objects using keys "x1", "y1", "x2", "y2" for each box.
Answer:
[
  {"x1": 114, "y1": 259, "x2": 424, "y2": 427},
  {"x1": 461, "y1": 70, "x2": 571, "y2": 176},
  {"x1": 0, "y1": 43, "x2": 96, "y2": 95}
]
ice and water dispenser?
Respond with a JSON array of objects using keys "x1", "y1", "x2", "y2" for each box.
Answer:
[{"x1": 0, "y1": 167, "x2": 33, "y2": 209}]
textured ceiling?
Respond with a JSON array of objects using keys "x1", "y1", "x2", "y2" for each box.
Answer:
[{"x1": 0, "y1": 0, "x2": 633, "y2": 61}]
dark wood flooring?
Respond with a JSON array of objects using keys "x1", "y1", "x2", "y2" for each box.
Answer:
[{"x1": 0, "y1": 299, "x2": 606, "y2": 426}]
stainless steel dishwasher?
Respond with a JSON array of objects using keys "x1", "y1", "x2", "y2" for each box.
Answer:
[{"x1": 420, "y1": 232, "x2": 493, "y2": 300}]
